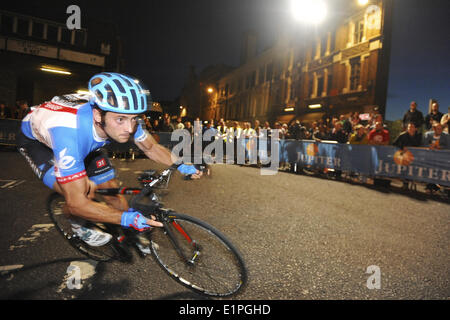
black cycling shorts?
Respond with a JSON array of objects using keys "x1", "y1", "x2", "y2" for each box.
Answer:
[{"x1": 17, "y1": 130, "x2": 116, "y2": 189}]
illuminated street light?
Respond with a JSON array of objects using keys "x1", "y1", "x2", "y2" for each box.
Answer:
[
  {"x1": 358, "y1": 0, "x2": 369, "y2": 5},
  {"x1": 291, "y1": 0, "x2": 327, "y2": 25},
  {"x1": 207, "y1": 87, "x2": 214, "y2": 93}
]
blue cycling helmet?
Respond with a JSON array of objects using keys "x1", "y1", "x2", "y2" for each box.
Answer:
[{"x1": 88, "y1": 72, "x2": 151, "y2": 114}]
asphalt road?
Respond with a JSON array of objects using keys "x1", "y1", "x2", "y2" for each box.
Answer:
[{"x1": 0, "y1": 149, "x2": 449, "y2": 300}]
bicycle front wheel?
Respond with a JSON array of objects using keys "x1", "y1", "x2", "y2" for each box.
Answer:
[
  {"x1": 149, "y1": 211, "x2": 247, "y2": 297},
  {"x1": 47, "y1": 193, "x2": 128, "y2": 262}
]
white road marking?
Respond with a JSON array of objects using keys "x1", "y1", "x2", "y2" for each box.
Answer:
[
  {"x1": 0, "y1": 179, "x2": 26, "y2": 189},
  {"x1": 9, "y1": 224, "x2": 54, "y2": 251},
  {"x1": 0, "y1": 265, "x2": 24, "y2": 275},
  {"x1": 57, "y1": 260, "x2": 99, "y2": 293}
]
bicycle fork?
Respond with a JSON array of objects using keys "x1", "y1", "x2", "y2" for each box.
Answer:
[{"x1": 162, "y1": 219, "x2": 200, "y2": 266}]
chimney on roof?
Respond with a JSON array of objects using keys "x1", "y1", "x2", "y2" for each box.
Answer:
[{"x1": 240, "y1": 30, "x2": 257, "y2": 65}]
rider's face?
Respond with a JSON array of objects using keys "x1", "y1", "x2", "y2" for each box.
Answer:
[{"x1": 103, "y1": 112, "x2": 139, "y2": 143}]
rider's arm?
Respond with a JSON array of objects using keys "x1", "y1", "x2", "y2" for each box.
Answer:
[
  {"x1": 134, "y1": 131, "x2": 178, "y2": 166},
  {"x1": 135, "y1": 134, "x2": 202, "y2": 178},
  {"x1": 56, "y1": 177, "x2": 163, "y2": 227},
  {"x1": 57, "y1": 176, "x2": 123, "y2": 224}
]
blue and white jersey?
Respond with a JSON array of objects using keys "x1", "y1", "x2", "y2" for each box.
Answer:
[{"x1": 21, "y1": 94, "x2": 147, "y2": 185}]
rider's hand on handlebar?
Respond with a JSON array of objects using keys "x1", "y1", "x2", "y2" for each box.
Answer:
[
  {"x1": 174, "y1": 163, "x2": 203, "y2": 179},
  {"x1": 121, "y1": 208, "x2": 163, "y2": 231}
]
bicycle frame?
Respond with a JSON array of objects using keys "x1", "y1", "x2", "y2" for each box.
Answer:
[{"x1": 95, "y1": 168, "x2": 200, "y2": 265}]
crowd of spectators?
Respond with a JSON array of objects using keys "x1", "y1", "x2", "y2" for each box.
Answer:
[
  {"x1": 146, "y1": 101, "x2": 449, "y2": 153},
  {"x1": 2, "y1": 98, "x2": 448, "y2": 150},
  {"x1": 0, "y1": 100, "x2": 31, "y2": 120},
  {"x1": 146, "y1": 101, "x2": 449, "y2": 194}
]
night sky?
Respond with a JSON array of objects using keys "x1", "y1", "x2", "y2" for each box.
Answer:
[{"x1": 1, "y1": 0, "x2": 449, "y2": 121}]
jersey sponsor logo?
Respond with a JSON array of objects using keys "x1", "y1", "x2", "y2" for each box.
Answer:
[
  {"x1": 56, "y1": 170, "x2": 87, "y2": 184},
  {"x1": 96, "y1": 158, "x2": 106, "y2": 168},
  {"x1": 57, "y1": 148, "x2": 76, "y2": 170},
  {"x1": 41, "y1": 102, "x2": 79, "y2": 115}
]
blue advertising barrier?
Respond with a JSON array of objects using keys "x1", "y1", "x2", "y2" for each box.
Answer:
[
  {"x1": 278, "y1": 139, "x2": 450, "y2": 186},
  {"x1": 0, "y1": 119, "x2": 21, "y2": 146}
]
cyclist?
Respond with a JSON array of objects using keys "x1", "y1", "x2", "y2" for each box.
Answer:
[{"x1": 17, "y1": 72, "x2": 201, "y2": 246}]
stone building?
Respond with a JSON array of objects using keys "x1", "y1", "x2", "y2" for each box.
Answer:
[
  {"x1": 0, "y1": 9, "x2": 120, "y2": 109},
  {"x1": 208, "y1": 0, "x2": 393, "y2": 126}
]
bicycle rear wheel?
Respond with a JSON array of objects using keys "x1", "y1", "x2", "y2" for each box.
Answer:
[
  {"x1": 149, "y1": 211, "x2": 247, "y2": 297},
  {"x1": 47, "y1": 193, "x2": 128, "y2": 262}
]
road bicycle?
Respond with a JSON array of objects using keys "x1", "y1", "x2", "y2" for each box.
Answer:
[{"x1": 47, "y1": 166, "x2": 247, "y2": 297}]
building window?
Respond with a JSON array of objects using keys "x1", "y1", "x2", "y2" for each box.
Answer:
[
  {"x1": 32, "y1": 22, "x2": 44, "y2": 38},
  {"x1": 354, "y1": 19, "x2": 364, "y2": 44},
  {"x1": 60, "y1": 27, "x2": 72, "y2": 44},
  {"x1": 327, "y1": 73, "x2": 333, "y2": 95},
  {"x1": 320, "y1": 34, "x2": 327, "y2": 57},
  {"x1": 258, "y1": 65, "x2": 265, "y2": 84},
  {"x1": 0, "y1": 14, "x2": 14, "y2": 34},
  {"x1": 46, "y1": 25, "x2": 58, "y2": 42},
  {"x1": 308, "y1": 77, "x2": 314, "y2": 98},
  {"x1": 350, "y1": 57, "x2": 361, "y2": 91},
  {"x1": 317, "y1": 76, "x2": 324, "y2": 97},
  {"x1": 74, "y1": 30, "x2": 86, "y2": 47},
  {"x1": 17, "y1": 18, "x2": 29, "y2": 36},
  {"x1": 329, "y1": 32, "x2": 335, "y2": 53},
  {"x1": 266, "y1": 63, "x2": 273, "y2": 82}
]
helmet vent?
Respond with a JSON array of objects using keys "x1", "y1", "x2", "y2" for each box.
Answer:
[
  {"x1": 95, "y1": 89, "x2": 103, "y2": 102},
  {"x1": 130, "y1": 89, "x2": 138, "y2": 110},
  {"x1": 90, "y1": 77, "x2": 103, "y2": 86},
  {"x1": 113, "y1": 79, "x2": 126, "y2": 93},
  {"x1": 121, "y1": 96, "x2": 130, "y2": 110},
  {"x1": 118, "y1": 74, "x2": 133, "y2": 87},
  {"x1": 105, "y1": 84, "x2": 118, "y2": 108}
]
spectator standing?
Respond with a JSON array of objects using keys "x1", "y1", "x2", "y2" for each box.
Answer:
[
  {"x1": 402, "y1": 101, "x2": 424, "y2": 130},
  {"x1": 368, "y1": 121, "x2": 390, "y2": 145},
  {"x1": 348, "y1": 124, "x2": 369, "y2": 144},
  {"x1": 440, "y1": 106, "x2": 450, "y2": 134},
  {"x1": 141, "y1": 115, "x2": 153, "y2": 131},
  {"x1": 152, "y1": 119, "x2": 160, "y2": 132},
  {"x1": 393, "y1": 122, "x2": 422, "y2": 190},
  {"x1": 393, "y1": 122, "x2": 422, "y2": 150},
  {"x1": 312, "y1": 124, "x2": 328, "y2": 142},
  {"x1": 0, "y1": 102, "x2": 12, "y2": 119},
  {"x1": 351, "y1": 112, "x2": 361, "y2": 128},
  {"x1": 160, "y1": 116, "x2": 174, "y2": 132},
  {"x1": 421, "y1": 121, "x2": 449, "y2": 193},
  {"x1": 369, "y1": 114, "x2": 388, "y2": 131},
  {"x1": 422, "y1": 121, "x2": 449, "y2": 150},
  {"x1": 14, "y1": 100, "x2": 30, "y2": 119},
  {"x1": 175, "y1": 117, "x2": 184, "y2": 130},
  {"x1": 342, "y1": 114, "x2": 353, "y2": 135},
  {"x1": 184, "y1": 121, "x2": 193, "y2": 136},
  {"x1": 328, "y1": 121, "x2": 348, "y2": 143},
  {"x1": 424, "y1": 101, "x2": 444, "y2": 131},
  {"x1": 232, "y1": 121, "x2": 243, "y2": 139}
]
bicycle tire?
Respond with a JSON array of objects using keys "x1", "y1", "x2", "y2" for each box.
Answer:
[
  {"x1": 149, "y1": 211, "x2": 247, "y2": 297},
  {"x1": 47, "y1": 193, "x2": 128, "y2": 262}
]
